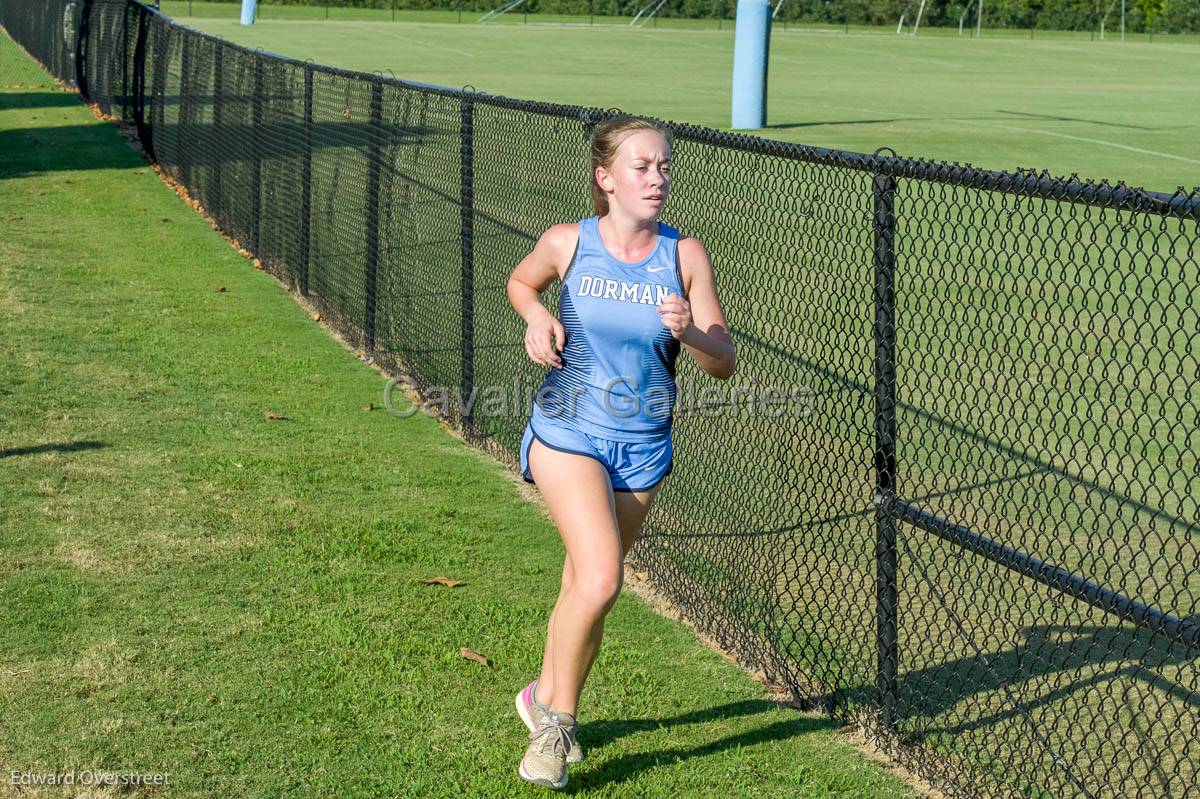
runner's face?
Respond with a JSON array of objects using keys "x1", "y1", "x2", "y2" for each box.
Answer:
[{"x1": 598, "y1": 130, "x2": 671, "y2": 219}]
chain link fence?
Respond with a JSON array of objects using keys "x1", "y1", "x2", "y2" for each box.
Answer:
[
  {"x1": 0, "y1": 0, "x2": 82, "y2": 84},
  {"x1": 2, "y1": 1, "x2": 1197, "y2": 795}
]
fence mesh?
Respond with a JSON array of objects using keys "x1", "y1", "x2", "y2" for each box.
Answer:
[
  {"x1": 2, "y1": 2, "x2": 1197, "y2": 796},
  {"x1": 0, "y1": 0, "x2": 80, "y2": 87}
]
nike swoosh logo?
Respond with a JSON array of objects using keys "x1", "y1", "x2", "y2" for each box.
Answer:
[{"x1": 647, "y1": 265, "x2": 670, "y2": 273}]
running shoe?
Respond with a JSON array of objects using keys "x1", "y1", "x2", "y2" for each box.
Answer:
[
  {"x1": 518, "y1": 710, "x2": 576, "y2": 790},
  {"x1": 516, "y1": 679, "x2": 584, "y2": 763}
]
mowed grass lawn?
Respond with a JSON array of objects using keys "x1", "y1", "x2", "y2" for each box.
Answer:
[
  {"x1": 165, "y1": 3, "x2": 1200, "y2": 194},
  {"x1": 0, "y1": 44, "x2": 921, "y2": 799}
]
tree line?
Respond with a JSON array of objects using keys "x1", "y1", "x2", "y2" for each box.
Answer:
[{"x1": 215, "y1": 0, "x2": 1200, "y2": 33}]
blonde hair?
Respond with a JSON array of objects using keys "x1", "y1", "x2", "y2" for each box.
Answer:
[{"x1": 589, "y1": 116, "x2": 673, "y2": 216}]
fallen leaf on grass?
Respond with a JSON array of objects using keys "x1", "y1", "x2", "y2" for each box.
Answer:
[
  {"x1": 419, "y1": 576, "x2": 465, "y2": 588},
  {"x1": 261, "y1": 410, "x2": 288, "y2": 421},
  {"x1": 460, "y1": 648, "x2": 494, "y2": 669}
]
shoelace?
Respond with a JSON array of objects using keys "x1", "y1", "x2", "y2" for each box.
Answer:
[{"x1": 530, "y1": 718, "x2": 572, "y2": 759}]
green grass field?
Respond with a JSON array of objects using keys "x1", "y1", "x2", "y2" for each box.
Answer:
[
  {"x1": 0, "y1": 30, "x2": 929, "y2": 797},
  {"x1": 160, "y1": 2, "x2": 1200, "y2": 194}
]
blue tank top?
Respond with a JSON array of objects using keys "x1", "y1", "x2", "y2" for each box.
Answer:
[{"x1": 535, "y1": 215, "x2": 684, "y2": 442}]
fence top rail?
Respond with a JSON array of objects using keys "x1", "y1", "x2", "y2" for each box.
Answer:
[{"x1": 136, "y1": 2, "x2": 1200, "y2": 222}]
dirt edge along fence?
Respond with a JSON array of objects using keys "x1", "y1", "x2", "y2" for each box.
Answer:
[{"x1": 3, "y1": 1, "x2": 1197, "y2": 796}]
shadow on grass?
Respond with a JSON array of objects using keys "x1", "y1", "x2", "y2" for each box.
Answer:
[
  {"x1": 0, "y1": 122, "x2": 145, "y2": 179},
  {"x1": 0, "y1": 440, "x2": 108, "y2": 459},
  {"x1": 0, "y1": 85, "x2": 443, "y2": 180},
  {"x1": 891, "y1": 615, "x2": 1200, "y2": 736},
  {"x1": 996, "y1": 108, "x2": 1165, "y2": 131},
  {"x1": 873, "y1": 614, "x2": 1198, "y2": 795},
  {"x1": 762, "y1": 114, "x2": 1015, "y2": 131},
  {"x1": 763, "y1": 477, "x2": 1198, "y2": 724},
  {"x1": 755, "y1": 564, "x2": 1198, "y2": 792},
  {"x1": 763, "y1": 117, "x2": 913, "y2": 130},
  {"x1": 575, "y1": 700, "x2": 834, "y2": 789},
  {"x1": 0, "y1": 90, "x2": 81, "y2": 110},
  {"x1": 658, "y1": 462, "x2": 1196, "y2": 793}
]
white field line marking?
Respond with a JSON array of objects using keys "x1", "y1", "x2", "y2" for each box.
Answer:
[{"x1": 965, "y1": 120, "x2": 1200, "y2": 165}]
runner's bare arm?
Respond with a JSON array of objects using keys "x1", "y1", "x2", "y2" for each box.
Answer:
[
  {"x1": 507, "y1": 224, "x2": 578, "y2": 368},
  {"x1": 670, "y1": 237, "x2": 735, "y2": 380}
]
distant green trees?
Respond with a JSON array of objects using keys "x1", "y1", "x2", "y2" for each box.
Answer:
[
  {"x1": 208, "y1": 0, "x2": 1200, "y2": 32},
  {"x1": 1161, "y1": 0, "x2": 1200, "y2": 26}
]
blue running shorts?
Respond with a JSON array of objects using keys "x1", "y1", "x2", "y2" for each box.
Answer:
[{"x1": 519, "y1": 404, "x2": 673, "y2": 493}]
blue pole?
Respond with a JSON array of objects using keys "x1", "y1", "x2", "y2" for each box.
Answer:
[
  {"x1": 731, "y1": 0, "x2": 771, "y2": 129},
  {"x1": 241, "y1": 0, "x2": 257, "y2": 25}
]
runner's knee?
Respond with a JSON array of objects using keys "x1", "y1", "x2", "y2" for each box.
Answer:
[{"x1": 574, "y1": 569, "x2": 622, "y2": 613}]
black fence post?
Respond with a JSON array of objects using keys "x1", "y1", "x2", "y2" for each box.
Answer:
[
  {"x1": 120, "y1": 5, "x2": 131, "y2": 118},
  {"x1": 299, "y1": 65, "x2": 313, "y2": 298},
  {"x1": 179, "y1": 33, "x2": 192, "y2": 186},
  {"x1": 211, "y1": 43, "x2": 223, "y2": 224},
  {"x1": 250, "y1": 57, "x2": 264, "y2": 255},
  {"x1": 146, "y1": 23, "x2": 169, "y2": 162},
  {"x1": 459, "y1": 92, "x2": 475, "y2": 431},
  {"x1": 364, "y1": 81, "x2": 384, "y2": 352},
  {"x1": 76, "y1": 0, "x2": 94, "y2": 99},
  {"x1": 131, "y1": 7, "x2": 151, "y2": 150},
  {"x1": 872, "y1": 163, "x2": 899, "y2": 732}
]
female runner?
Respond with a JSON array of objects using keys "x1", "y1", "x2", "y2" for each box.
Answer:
[{"x1": 505, "y1": 115, "x2": 736, "y2": 790}]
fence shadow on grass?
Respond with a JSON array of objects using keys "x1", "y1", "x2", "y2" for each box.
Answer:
[
  {"x1": 881, "y1": 608, "x2": 1198, "y2": 795},
  {"x1": 896, "y1": 616, "x2": 1200, "y2": 740},
  {"x1": 0, "y1": 89, "x2": 80, "y2": 110},
  {"x1": 577, "y1": 700, "x2": 834, "y2": 788},
  {"x1": 0, "y1": 87, "x2": 440, "y2": 181},
  {"x1": 0, "y1": 123, "x2": 144, "y2": 178},
  {"x1": 0, "y1": 440, "x2": 108, "y2": 459}
]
